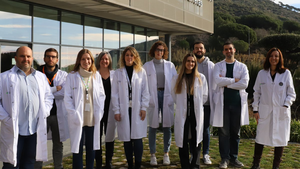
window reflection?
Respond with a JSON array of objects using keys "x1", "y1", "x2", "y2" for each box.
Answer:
[
  {"x1": 85, "y1": 48, "x2": 102, "y2": 67},
  {"x1": 104, "y1": 20, "x2": 119, "y2": 49},
  {"x1": 134, "y1": 26, "x2": 146, "y2": 51},
  {"x1": 0, "y1": 0, "x2": 31, "y2": 42},
  {"x1": 120, "y1": 23, "x2": 133, "y2": 49},
  {"x1": 61, "y1": 46, "x2": 82, "y2": 72},
  {"x1": 1, "y1": 45, "x2": 19, "y2": 73},
  {"x1": 147, "y1": 29, "x2": 159, "y2": 50},
  {"x1": 33, "y1": 6, "x2": 59, "y2": 44},
  {"x1": 32, "y1": 44, "x2": 59, "y2": 69},
  {"x1": 62, "y1": 12, "x2": 83, "y2": 46},
  {"x1": 105, "y1": 49, "x2": 120, "y2": 70},
  {"x1": 85, "y1": 16, "x2": 102, "y2": 48},
  {"x1": 138, "y1": 51, "x2": 147, "y2": 64}
]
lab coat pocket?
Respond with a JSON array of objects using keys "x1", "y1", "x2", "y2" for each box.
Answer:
[
  {"x1": 258, "y1": 104, "x2": 269, "y2": 120},
  {"x1": 213, "y1": 91, "x2": 220, "y2": 104},
  {"x1": 235, "y1": 71, "x2": 242, "y2": 78},
  {"x1": 279, "y1": 107, "x2": 289, "y2": 120},
  {"x1": 70, "y1": 112, "x2": 81, "y2": 126}
]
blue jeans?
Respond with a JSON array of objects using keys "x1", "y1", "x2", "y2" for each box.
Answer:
[
  {"x1": 202, "y1": 105, "x2": 211, "y2": 155},
  {"x1": 124, "y1": 139, "x2": 143, "y2": 169},
  {"x1": 3, "y1": 133, "x2": 37, "y2": 169},
  {"x1": 148, "y1": 90, "x2": 171, "y2": 154},
  {"x1": 219, "y1": 105, "x2": 241, "y2": 160},
  {"x1": 73, "y1": 126, "x2": 95, "y2": 169}
]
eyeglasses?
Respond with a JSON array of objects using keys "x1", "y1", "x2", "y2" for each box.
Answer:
[
  {"x1": 45, "y1": 55, "x2": 58, "y2": 59},
  {"x1": 155, "y1": 49, "x2": 164, "y2": 53}
]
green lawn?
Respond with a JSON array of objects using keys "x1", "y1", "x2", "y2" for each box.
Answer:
[{"x1": 44, "y1": 132, "x2": 300, "y2": 169}]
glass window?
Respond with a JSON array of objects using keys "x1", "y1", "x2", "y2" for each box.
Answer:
[
  {"x1": 134, "y1": 26, "x2": 146, "y2": 51},
  {"x1": 105, "y1": 49, "x2": 120, "y2": 70},
  {"x1": 61, "y1": 46, "x2": 82, "y2": 72},
  {"x1": 138, "y1": 51, "x2": 147, "y2": 64},
  {"x1": 85, "y1": 16, "x2": 102, "y2": 48},
  {"x1": 120, "y1": 23, "x2": 133, "y2": 49},
  {"x1": 104, "y1": 20, "x2": 119, "y2": 49},
  {"x1": 61, "y1": 12, "x2": 83, "y2": 46},
  {"x1": 0, "y1": 0, "x2": 31, "y2": 42},
  {"x1": 32, "y1": 44, "x2": 59, "y2": 69},
  {"x1": 33, "y1": 6, "x2": 59, "y2": 44},
  {"x1": 146, "y1": 29, "x2": 159, "y2": 50}
]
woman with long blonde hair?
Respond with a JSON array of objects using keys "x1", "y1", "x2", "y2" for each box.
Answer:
[
  {"x1": 64, "y1": 49, "x2": 105, "y2": 169},
  {"x1": 111, "y1": 46, "x2": 149, "y2": 169},
  {"x1": 171, "y1": 53, "x2": 208, "y2": 169}
]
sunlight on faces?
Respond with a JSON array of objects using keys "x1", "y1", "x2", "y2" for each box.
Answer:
[
  {"x1": 80, "y1": 53, "x2": 92, "y2": 71},
  {"x1": 124, "y1": 50, "x2": 135, "y2": 66},
  {"x1": 185, "y1": 56, "x2": 196, "y2": 73},
  {"x1": 44, "y1": 51, "x2": 58, "y2": 67},
  {"x1": 193, "y1": 43, "x2": 206, "y2": 57},
  {"x1": 223, "y1": 44, "x2": 236, "y2": 59},
  {"x1": 154, "y1": 45, "x2": 164, "y2": 60},
  {"x1": 100, "y1": 54, "x2": 110, "y2": 68},
  {"x1": 15, "y1": 46, "x2": 33, "y2": 72},
  {"x1": 269, "y1": 51, "x2": 280, "y2": 67}
]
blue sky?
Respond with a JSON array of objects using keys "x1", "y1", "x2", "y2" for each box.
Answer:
[{"x1": 274, "y1": 0, "x2": 300, "y2": 8}]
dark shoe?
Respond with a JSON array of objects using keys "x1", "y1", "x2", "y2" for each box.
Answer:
[
  {"x1": 219, "y1": 159, "x2": 229, "y2": 169},
  {"x1": 230, "y1": 159, "x2": 244, "y2": 168},
  {"x1": 272, "y1": 167, "x2": 279, "y2": 169},
  {"x1": 251, "y1": 163, "x2": 260, "y2": 169}
]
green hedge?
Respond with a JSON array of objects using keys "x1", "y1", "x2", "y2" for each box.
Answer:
[{"x1": 212, "y1": 118, "x2": 300, "y2": 143}]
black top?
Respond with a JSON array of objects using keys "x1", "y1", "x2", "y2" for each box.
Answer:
[
  {"x1": 37, "y1": 64, "x2": 58, "y2": 116},
  {"x1": 223, "y1": 62, "x2": 241, "y2": 107},
  {"x1": 125, "y1": 65, "x2": 133, "y2": 82},
  {"x1": 102, "y1": 76, "x2": 111, "y2": 123},
  {"x1": 271, "y1": 72, "x2": 276, "y2": 82}
]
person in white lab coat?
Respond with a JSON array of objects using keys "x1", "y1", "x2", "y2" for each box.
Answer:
[
  {"x1": 111, "y1": 46, "x2": 149, "y2": 169},
  {"x1": 192, "y1": 41, "x2": 215, "y2": 165},
  {"x1": 95, "y1": 52, "x2": 115, "y2": 169},
  {"x1": 171, "y1": 53, "x2": 208, "y2": 169},
  {"x1": 251, "y1": 48, "x2": 296, "y2": 169},
  {"x1": 212, "y1": 42, "x2": 249, "y2": 169},
  {"x1": 0, "y1": 46, "x2": 54, "y2": 168},
  {"x1": 35, "y1": 48, "x2": 69, "y2": 169},
  {"x1": 143, "y1": 41, "x2": 177, "y2": 166},
  {"x1": 64, "y1": 49, "x2": 105, "y2": 169}
]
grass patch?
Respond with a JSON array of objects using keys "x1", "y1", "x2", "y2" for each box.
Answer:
[{"x1": 44, "y1": 131, "x2": 300, "y2": 168}]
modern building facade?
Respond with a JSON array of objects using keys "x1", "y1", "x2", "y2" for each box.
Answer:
[{"x1": 0, "y1": 0, "x2": 213, "y2": 72}]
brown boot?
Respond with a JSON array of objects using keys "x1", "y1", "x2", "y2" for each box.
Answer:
[
  {"x1": 251, "y1": 143, "x2": 263, "y2": 169},
  {"x1": 273, "y1": 147, "x2": 284, "y2": 169}
]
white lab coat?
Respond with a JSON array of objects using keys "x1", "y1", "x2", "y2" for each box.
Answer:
[
  {"x1": 111, "y1": 67, "x2": 150, "y2": 142},
  {"x1": 198, "y1": 57, "x2": 216, "y2": 125},
  {"x1": 143, "y1": 60, "x2": 177, "y2": 128},
  {"x1": 47, "y1": 69, "x2": 70, "y2": 142},
  {"x1": 0, "y1": 66, "x2": 54, "y2": 166},
  {"x1": 104, "y1": 70, "x2": 117, "y2": 142},
  {"x1": 252, "y1": 69, "x2": 296, "y2": 146},
  {"x1": 171, "y1": 74, "x2": 208, "y2": 148},
  {"x1": 64, "y1": 71, "x2": 105, "y2": 153},
  {"x1": 211, "y1": 60, "x2": 249, "y2": 127}
]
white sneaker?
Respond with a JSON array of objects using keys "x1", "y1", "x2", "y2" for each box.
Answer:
[
  {"x1": 150, "y1": 154, "x2": 157, "y2": 166},
  {"x1": 163, "y1": 154, "x2": 170, "y2": 165},
  {"x1": 203, "y1": 154, "x2": 212, "y2": 165}
]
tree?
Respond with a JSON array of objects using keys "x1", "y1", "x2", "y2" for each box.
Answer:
[
  {"x1": 258, "y1": 33, "x2": 300, "y2": 75},
  {"x1": 237, "y1": 14, "x2": 282, "y2": 32},
  {"x1": 283, "y1": 20, "x2": 300, "y2": 33},
  {"x1": 214, "y1": 23, "x2": 257, "y2": 43},
  {"x1": 233, "y1": 40, "x2": 249, "y2": 53}
]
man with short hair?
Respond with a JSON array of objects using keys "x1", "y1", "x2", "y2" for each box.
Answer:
[
  {"x1": 0, "y1": 46, "x2": 54, "y2": 168},
  {"x1": 192, "y1": 41, "x2": 215, "y2": 166},
  {"x1": 35, "y1": 48, "x2": 69, "y2": 169},
  {"x1": 212, "y1": 43, "x2": 249, "y2": 169}
]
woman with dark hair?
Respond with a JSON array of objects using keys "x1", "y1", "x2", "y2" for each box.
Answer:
[
  {"x1": 95, "y1": 52, "x2": 115, "y2": 169},
  {"x1": 251, "y1": 47, "x2": 296, "y2": 169},
  {"x1": 143, "y1": 41, "x2": 177, "y2": 165},
  {"x1": 171, "y1": 53, "x2": 208, "y2": 169},
  {"x1": 111, "y1": 46, "x2": 149, "y2": 169},
  {"x1": 64, "y1": 49, "x2": 105, "y2": 169}
]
